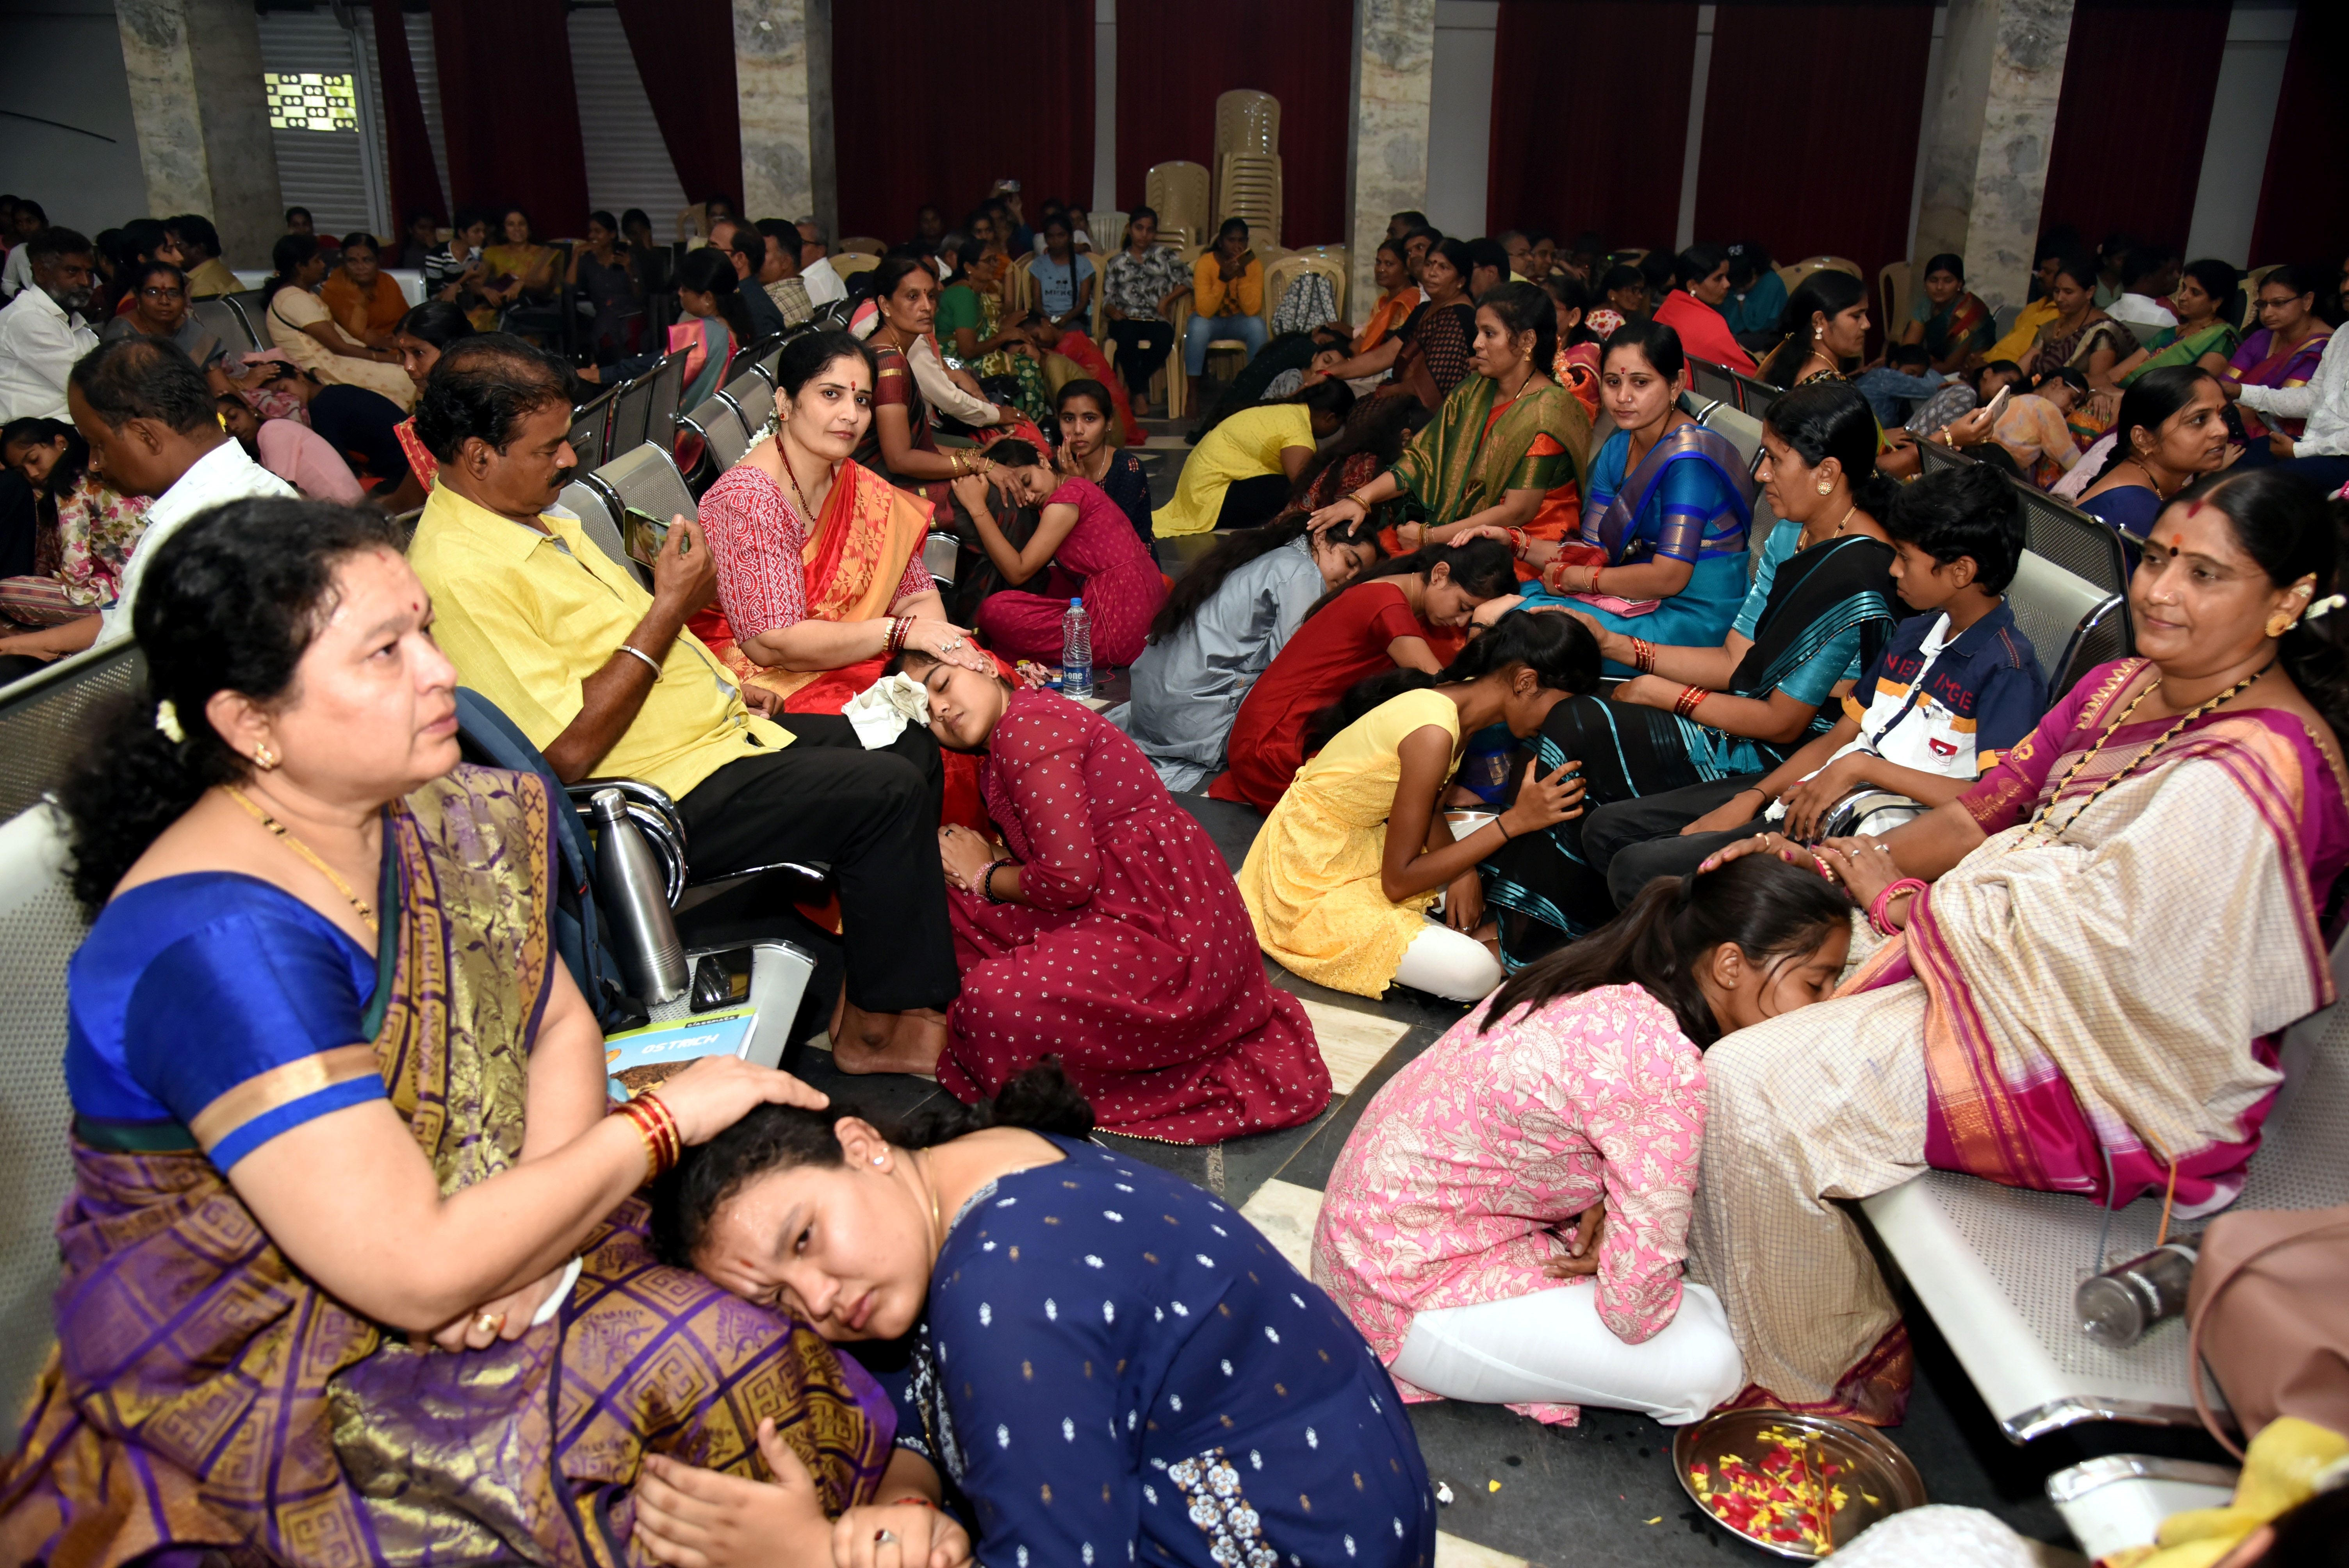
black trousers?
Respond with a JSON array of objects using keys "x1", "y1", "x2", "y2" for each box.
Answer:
[
  {"x1": 1216, "y1": 472, "x2": 1293, "y2": 530},
  {"x1": 1105, "y1": 319, "x2": 1173, "y2": 398},
  {"x1": 1581, "y1": 774, "x2": 1770, "y2": 911},
  {"x1": 677, "y1": 713, "x2": 957, "y2": 1014}
]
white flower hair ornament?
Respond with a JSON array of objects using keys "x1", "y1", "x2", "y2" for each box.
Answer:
[
  {"x1": 153, "y1": 699, "x2": 185, "y2": 745},
  {"x1": 2304, "y1": 593, "x2": 2347, "y2": 622}
]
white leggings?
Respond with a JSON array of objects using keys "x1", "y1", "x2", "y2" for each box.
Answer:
[
  {"x1": 1392, "y1": 923, "x2": 1504, "y2": 1002},
  {"x1": 1390, "y1": 1281, "x2": 1744, "y2": 1425}
]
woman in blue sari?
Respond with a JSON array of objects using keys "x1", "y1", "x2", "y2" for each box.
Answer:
[{"x1": 1513, "y1": 323, "x2": 1754, "y2": 670}]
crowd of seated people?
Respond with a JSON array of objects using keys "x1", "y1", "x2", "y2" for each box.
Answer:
[{"x1": 11, "y1": 171, "x2": 2349, "y2": 1568}]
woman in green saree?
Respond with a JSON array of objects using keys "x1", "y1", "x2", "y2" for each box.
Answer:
[
  {"x1": 0, "y1": 501, "x2": 913, "y2": 1567},
  {"x1": 1307, "y1": 283, "x2": 1588, "y2": 576},
  {"x1": 936, "y1": 241, "x2": 1052, "y2": 422},
  {"x1": 2110, "y1": 257, "x2": 2242, "y2": 389}
]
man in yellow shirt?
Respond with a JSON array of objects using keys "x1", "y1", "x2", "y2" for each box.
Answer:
[
  {"x1": 164, "y1": 214, "x2": 243, "y2": 300},
  {"x1": 406, "y1": 336, "x2": 955, "y2": 1070}
]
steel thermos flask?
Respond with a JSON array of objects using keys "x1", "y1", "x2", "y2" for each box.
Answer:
[{"x1": 588, "y1": 788, "x2": 690, "y2": 1005}]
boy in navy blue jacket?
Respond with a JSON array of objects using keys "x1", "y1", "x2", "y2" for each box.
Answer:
[{"x1": 1587, "y1": 464, "x2": 2049, "y2": 903}]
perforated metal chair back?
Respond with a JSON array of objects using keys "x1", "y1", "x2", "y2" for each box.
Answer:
[
  {"x1": 0, "y1": 807, "x2": 83, "y2": 1453},
  {"x1": 1918, "y1": 438, "x2": 1975, "y2": 477},
  {"x1": 2017, "y1": 485, "x2": 2132, "y2": 611},
  {"x1": 679, "y1": 395, "x2": 750, "y2": 474},
  {"x1": 557, "y1": 478, "x2": 634, "y2": 581},
  {"x1": 0, "y1": 643, "x2": 146, "y2": 823},
  {"x1": 1695, "y1": 403, "x2": 1765, "y2": 472},
  {"x1": 568, "y1": 385, "x2": 618, "y2": 473},
  {"x1": 192, "y1": 297, "x2": 255, "y2": 353},
  {"x1": 2005, "y1": 550, "x2": 2110, "y2": 689},
  {"x1": 719, "y1": 371, "x2": 774, "y2": 438},
  {"x1": 1689, "y1": 359, "x2": 1742, "y2": 411},
  {"x1": 1732, "y1": 371, "x2": 1782, "y2": 419},
  {"x1": 642, "y1": 350, "x2": 690, "y2": 455},
  {"x1": 609, "y1": 374, "x2": 655, "y2": 456}
]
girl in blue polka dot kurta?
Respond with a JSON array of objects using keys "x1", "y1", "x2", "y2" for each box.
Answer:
[{"x1": 643, "y1": 1067, "x2": 1437, "y2": 1568}]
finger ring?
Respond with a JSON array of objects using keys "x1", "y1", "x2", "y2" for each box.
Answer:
[
  {"x1": 875, "y1": 1529, "x2": 898, "y2": 1545},
  {"x1": 472, "y1": 1311, "x2": 506, "y2": 1336}
]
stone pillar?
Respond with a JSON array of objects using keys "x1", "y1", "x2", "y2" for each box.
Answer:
[
  {"x1": 115, "y1": 0, "x2": 283, "y2": 266},
  {"x1": 1344, "y1": 0, "x2": 1437, "y2": 326},
  {"x1": 734, "y1": 0, "x2": 834, "y2": 237},
  {"x1": 1911, "y1": 0, "x2": 2076, "y2": 316}
]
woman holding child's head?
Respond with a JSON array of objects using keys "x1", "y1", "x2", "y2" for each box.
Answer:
[
  {"x1": 1308, "y1": 282, "x2": 1586, "y2": 570},
  {"x1": 1310, "y1": 854, "x2": 1848, "y2": 1424},
  {"x1": 2076, "y1": 365, "x2": 2231, "y2": 540},
  {"x1": 889, "y1": 644, "x2": 1330, "y2": 1139},
  {"x1": 1479, "y1": 380, "x2": 1899, "y2": 963},
  {"x1": 1052, "y1": 377, "x2": 1152, "y2": 536},
  {"x1": 22, "y1": 498, "x2": 890, "y2": 1559},
  {"x1": 1511, "y1": 320, "x2": 1757, "y2": 659},
  {"x1": 697, "y1": 328, "x2": 987, "y2": 729},
  {"x1": 1691, "y1": 463, "x2": 2349, "y2": 1424},
  {"x1": 640, "y1": 1062, "x2": 1438, "y2": 1568},
  {"x1": 1759, "y1": 268, "x2": 1870, "y2": 390},
  {"x1": 1213, "y1": 535, "x2": 1520, "y2": 810},
  {"x1": 1239, "y1": 610, "x2": 1601, "y2": 1003},
  {"x1": 950, "y1": 435, "x2": 1165, "y2": 666}
]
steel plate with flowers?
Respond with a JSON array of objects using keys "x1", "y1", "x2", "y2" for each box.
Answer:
[{"x1": 1672, "y1": 1408, "x2": 1926, "y2": 1558}]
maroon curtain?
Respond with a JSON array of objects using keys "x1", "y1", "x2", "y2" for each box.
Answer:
[
  {"x1": 1693, "y1": 2, "x2": 1934, "y2": 287},
  {"x1": 371, "y1": 6, "x2": 447, "y2": 232},
  {"x1": 1114, "y1": 0, "x2": 1352, "y2": 247},
  {"x1": 1488, "y1": 2, "x2": 1698, "y2": 249},
  {"x1": 614, "y1": 0, "x2": 741, "y2": 211},
  {"x1": 2250, "y1": 2, "x2": 2349, "y2": 271},
  {"x1": 2039, "y1": 0, "x2": 2230, "y2": 252},
  {"x1": 832, "y1": 0, "x2": 1091, "y2": 243},
  {"x1": 429, "y1": 0, "x2": 592, "y2": 235}
]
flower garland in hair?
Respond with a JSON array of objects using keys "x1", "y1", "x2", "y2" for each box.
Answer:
[
  {"x1": 153, "y1": 699, "x2": 185, "y2": 744},
  {"x1": 2306, "y1": 594, "x2": 2347, "y2": 622}
]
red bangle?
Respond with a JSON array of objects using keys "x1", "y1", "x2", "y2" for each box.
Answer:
[
  {"x1": 1630, "y1": 636, "x2": 1657, "y2": 674},
  {"x1": 1506, "y1": 526, "x2": 1530, "y2": 559},
  {"x1": 890, "y1": 1495, "x2": 939, "y2": 1510},
  {"x1": 1673, "y1": 684, "x2": 1708, "y2": 719},
  {"x1": 1868, "y1": 877, "x2": 1929, "y2": 937}
]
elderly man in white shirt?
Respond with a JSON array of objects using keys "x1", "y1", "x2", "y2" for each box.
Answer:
[
  {"x1": 0, "y1": 336, "x2": 293, "y2": 666},
  {"x1": 0, "y1": 227, "x2": 100, "y2": 420},
  {"x1": 795, "y1": 219, "x2": 848, "y2": 307},
  {"x1": 2229, "y1": 325, "x2": 2349, "y2": 495}
]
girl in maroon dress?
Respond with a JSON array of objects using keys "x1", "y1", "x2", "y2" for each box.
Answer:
[
  {"x1": 952, "y1": 440, "x2": 1167, "y2": 668},
  {"x1": 893, "y1": 648, "x2": 1332, "y2": 1144},
  {"x1": 1210, "y1": 536, "x2": 1518, "y2": 811}
]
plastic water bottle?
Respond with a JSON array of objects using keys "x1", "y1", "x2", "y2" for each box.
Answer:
[{"x1": 1060, "y1": 598, "x2": 1093, "y2": 698}]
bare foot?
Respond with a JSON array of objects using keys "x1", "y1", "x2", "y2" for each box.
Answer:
[{"x1": 831, "y1": 1000, "x2": 948, "y2": 1076}]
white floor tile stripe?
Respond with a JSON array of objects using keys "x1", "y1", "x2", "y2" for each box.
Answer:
[{"x1": 1299, "y1": 998, "x2": 1412, "y2": 1095}]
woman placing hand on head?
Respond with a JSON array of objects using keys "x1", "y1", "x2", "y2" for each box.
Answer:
[
  {"x1": 1481, "y1": 380, "x2": 1899, "y2": 962},
  {"x1": 2, "y1": 501, "x2": 892, "y2": 1566},
  {"x1": 1313, "y1": 855, "x2": 1851, "y2": 1429},
  {"x1": 1240, "y1": 611, "x2": 1603, "y2": 1002},
  {"x1": 1308, "y1": 282, "x2": 1590, "y2": 577},
  {"x1": 642, "y1": 1067, "x2": 1437, "y2": 1568},
  {"x1": 1506, "y1": 321, "x2": 1754, "y2": 659},
  {"x1": 1211, "y1": 535, "x2": 1519, "y2": 810},
  {"x1": 952, "y1": 436, "x2": 1165, "y2": 668},
  {"x1": 1682, "y1": 467, "x2": 2349, "y2": 1427},
  {"x1": 1051, "y1": 378, "x2": 1152, "y2": 538},
  {"x1": 891, "y1": 650, "x2": 1328, "y2": 1139}
]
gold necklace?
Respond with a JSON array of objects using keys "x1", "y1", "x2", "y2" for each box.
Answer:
[
  {"x1": 2019, "y1": 661, "x2": 2272, "y2": 843},
  {"x1": 225, "y1": 785, "x2": 380, "y2": 933},
  {"x1": 914, "y1": 1148, "x2": 946, "y2": 1249},
  {"x1": 776, "y1": 438, "x2": 819, "y2": 519}
]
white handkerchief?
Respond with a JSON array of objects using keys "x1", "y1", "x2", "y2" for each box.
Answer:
[{"x1": 845, "y1": 672, "x2": 932, "y2": 748}]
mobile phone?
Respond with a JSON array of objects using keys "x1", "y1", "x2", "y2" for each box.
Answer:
[
  {"x1": 1982, "y1": 383, "x2": 2014, "y2": 420},
  {"x1": 620, "y1": 506, "x2": 670, "y2": 569}
]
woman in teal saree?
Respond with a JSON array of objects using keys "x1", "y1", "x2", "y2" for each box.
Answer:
[{"x1": 0, "y1": 501, "x2": 902, "y2": 1568}]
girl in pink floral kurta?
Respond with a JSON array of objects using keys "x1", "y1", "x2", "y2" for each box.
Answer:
[{"x1": 1310, "y1": 855, "x2": 1853, "y2": 1425}]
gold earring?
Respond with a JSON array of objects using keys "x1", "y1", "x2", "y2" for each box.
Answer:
[
  {"x1": 2268, "y1": 611, "x2": 2297, "y2": 639},
  {"x1": 1816, "y1": 480, "x2": 1833, "y2": 495},
  {"x1": 253, "y1": 742, "x2": 278, "y2": 770}
]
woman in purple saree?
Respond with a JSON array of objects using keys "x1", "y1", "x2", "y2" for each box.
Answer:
[
  {"x1": 0, "y1": 501, "x2": 897, "y2": 1567},
  {"x1": 1683, "y1": 468, "x2": 2349, "y2": 1424}
]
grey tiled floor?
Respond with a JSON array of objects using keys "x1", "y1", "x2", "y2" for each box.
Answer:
[{"x1": 786, "y1": 771, "x2": 2217, "y2": 1563}]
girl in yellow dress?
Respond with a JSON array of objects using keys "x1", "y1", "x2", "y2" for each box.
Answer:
[{"x1": 1239, "y1": 611, "x2": 1601, "y2": 1001}]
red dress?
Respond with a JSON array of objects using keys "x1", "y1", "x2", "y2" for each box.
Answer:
[
  {"x1": 974, "y1": 476, "x2": 1166, "y2": 667},
  {"x1": 944, "y1": 690, "x2": 1330, "y2": 1143},
  {"x1": 1209, "y1": 581, "x2": 1461, "y2": 811},
  {"x1": 1653, "y1": 289, "x2": 1758, "y2": 375}
]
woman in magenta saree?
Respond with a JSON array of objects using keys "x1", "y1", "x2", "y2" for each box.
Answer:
[
  {"x1": 0, "y1": 502, "x2": 893, "y2": 1567},
  {"x1": 1682, "y1": 469, "x2": 2349, "y2": 1425}
]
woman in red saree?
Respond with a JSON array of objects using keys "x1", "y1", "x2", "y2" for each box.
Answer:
[
  {"x1": 904, "y1": 650, "x2": 1331, "y2": 1142},
  {"x1": 697, "y1": 330, "x2": 999, "y2": 826},
  {"x1": 1685, "y1": 469, "x2": 2349, "y2": 1424}
]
